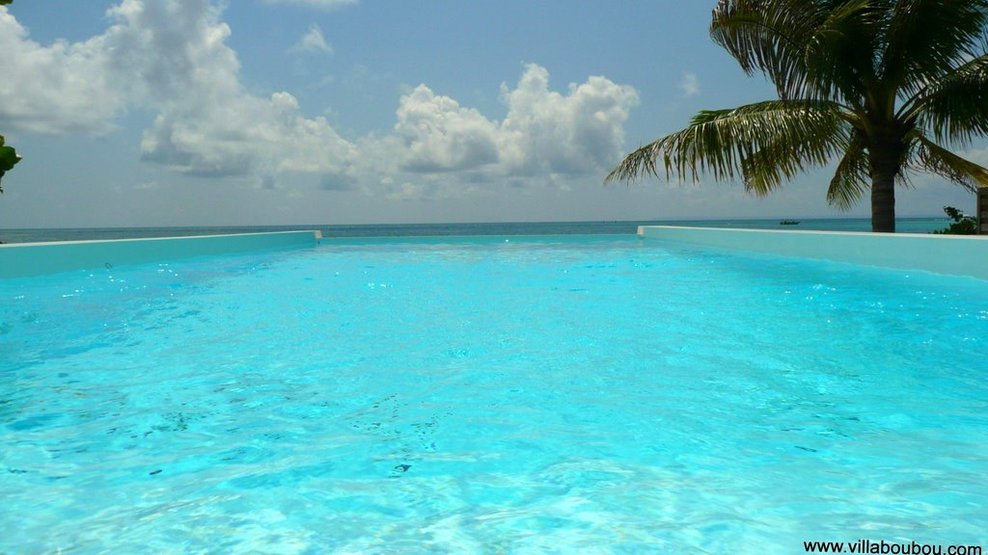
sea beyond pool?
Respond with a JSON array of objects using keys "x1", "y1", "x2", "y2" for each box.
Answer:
[{"x1": 0, "y1": 217, "x2": 955, "y2": 244}]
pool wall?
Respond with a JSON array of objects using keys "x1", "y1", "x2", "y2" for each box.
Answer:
[
  {"x1": 0, "y1": 231, "x2": 321, "y2": 279},
  {"x1": 639, "y1": 226, "x2": 988, "y2": 280}
]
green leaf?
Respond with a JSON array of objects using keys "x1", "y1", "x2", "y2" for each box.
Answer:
[
  {"x1": 913, "y1": 134, "x2": 988, "y2": 193},
  {"x1": 826, "y1": 130, "x2": 870, "y2": 211},
  {"x1": 0, "y1": 138, "x2": 20, "y2": 193},
  {"x1": 605, "y1": 99, "x2": 850, "y2": 187},
  {"x1": 906, "y1": 53, "x2": 988, "y2": 143},
  {"x1": 0, "y1": 145, "x2": 20, "y2": 173},
  {"x1": 608, "y1": 0, "x2": 988, "y2": 232}
]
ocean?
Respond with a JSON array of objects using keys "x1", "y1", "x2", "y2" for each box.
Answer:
[{"x1": 0, "y1": 217, "x2": 954, "y2": 244}]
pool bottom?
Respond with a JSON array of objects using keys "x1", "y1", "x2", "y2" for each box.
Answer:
[{"x1": 1, "y1": 237, "x2": 986, "y2": 551}]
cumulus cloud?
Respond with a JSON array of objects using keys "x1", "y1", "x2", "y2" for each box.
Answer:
[
  {"x1": 395, "y1": 85, "x2": 501, "y2": 173},
  {"x1": 383, "y1": 64, "x2": 638, "y2": 183},
  {"x1": 0, "y1": 8, "x2": 129, "y2": 133},
  {"x1": 0, "y1": 2, "x2": 637, "y2": 199},
  {"x1": 140, "y1": 91, "x2": 355, "y2": 178},
  {"x1": 292, "y1": 24, "x2": 332, "y2": 54},
  {"x1": 118, "y1": 1, "x2": 354, "y2": 178},
  {"x1": 499, "y1": 64, "x2": 639, "y2": 176},
  {"x1": 0, "y1": 0, "x2": 354, "y2": 179}
]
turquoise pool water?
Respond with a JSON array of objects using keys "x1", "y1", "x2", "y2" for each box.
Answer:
[{"x1": 1, "y1": 236, "x2": 986, "y2": 552}]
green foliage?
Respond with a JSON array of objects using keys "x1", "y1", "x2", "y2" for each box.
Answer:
[
  {"x1": 931, "y1": 205, "x2": 978, "y2": 235},
  {"x1": 0, "y1": 135, "x2": 21, "y2": 194},
  {"x1": 608, "y1": 0, "x2": 988, "y2": 232}
]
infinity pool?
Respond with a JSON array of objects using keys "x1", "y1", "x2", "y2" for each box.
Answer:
[{"x1": 1, "y1": 236, "x2": 986, "y2": 552}]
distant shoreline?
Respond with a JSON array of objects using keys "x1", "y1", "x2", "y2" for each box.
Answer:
[{"x1": 0, "y1": 217, "x2": 951, "y2": 244}]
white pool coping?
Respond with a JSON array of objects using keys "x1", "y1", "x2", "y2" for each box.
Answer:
[
  {"x1": 4, "y1": 226, "x2": 984, "y2": 281},
  {"x1": 638, "y1": 225, "x2": 988, "y2": 281},
  {"x1": 0, "y1": 230, "x2": 322, "y2": 279}
]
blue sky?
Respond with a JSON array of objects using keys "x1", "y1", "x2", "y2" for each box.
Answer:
[{"x1": 0, "y1": 0, "x2": 981, "y2": 227}]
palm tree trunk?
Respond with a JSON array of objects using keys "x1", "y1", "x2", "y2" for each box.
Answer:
[
  {"x1": 868, "y1": 131, "x2": 903, "y2": 233},
  {"x1": 870, "y1": 175, "x2": 896, "y2": 233}
]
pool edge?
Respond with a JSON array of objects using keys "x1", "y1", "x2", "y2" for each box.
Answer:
[
  {"x1": 638, "y1": 225, "x2": 988, "y2": 281},
  {"x1": 0, "y1": 230, "x2": 322, "y2": 279}
]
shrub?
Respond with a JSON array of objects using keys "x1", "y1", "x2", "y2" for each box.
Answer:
[{"x1": 932, "y1": 206, "x2": 978, "y2": 235}]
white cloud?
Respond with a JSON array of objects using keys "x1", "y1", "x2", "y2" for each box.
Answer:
[
  {"x1": 0, "y1": 1, "x2": 355, "y2": 179},
  {"x1": 140, "y1": 91, "x2": 355, "y2": 178},
  {"x1": 678, "y1": 72, "x2": 700, "y2": 97},
  {"x1": 0, "y1": 3, "x2": 637, "y2": 200},
  {"x1": 261, "y1": 0, "x2": 358, "y2": 10},
  {"x1": 498, "y1": 64, "x2": 640, "y2": 176},
  {"x1": 344, "y1": 64, "x2": 638, "y2": 200},
  {"x1": 292, "y1": 24, "x2": 332, "y2": 54},
  {"x1": 383, "y1": 64, "x2": 638, "y2": 181},
  {"x1": 0, "y1": 8, "x2": 129, "y2": 133},
  {"x1": 394, "y1": 85, "x2": 501, "y2": 173},
  {"x1": 116, "y1": 0, "x2": 355, "y2": 179}
]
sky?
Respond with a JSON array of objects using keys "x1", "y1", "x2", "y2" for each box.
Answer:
[{"x1": 0, "y1": 0, "x2": 982, "y2": 228}]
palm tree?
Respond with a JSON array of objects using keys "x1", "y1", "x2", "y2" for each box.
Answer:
[{"x1": 607, "y1": 0, "x2": 988, "y2": 232}]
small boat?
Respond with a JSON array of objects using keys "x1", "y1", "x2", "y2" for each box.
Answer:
[{"x1": 779, "y1": 219, "x2": 800, "y2": 226}]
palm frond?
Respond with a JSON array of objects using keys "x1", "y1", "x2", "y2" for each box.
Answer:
[
  {"x1": 711, "y1": 0, "x2": 878, "y2": 102},
  {"x1": 802, "y1": 0, "x2": 882, "y2": 105},
  {"x1": 883, "y1": 0, "x2": 988, "y2": 96},
  {"x1": 611, "y1": 0, "x2": 988, "y2": 231},
  {"x1": 605, "y1": 100, "x2": 851, "y2": 187},
  {"x1": 912, "y1": 134, "x2": 988, "y2": 193},
  {"x1": 904, "y1": 53, "x2": 988, "y2": 144},
  {"x1": 710, "y1": 0, "x2": 821, "y2": 99},
  {"x1": 826, "y1": 129, "x2": 870, "y2": 210}
]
